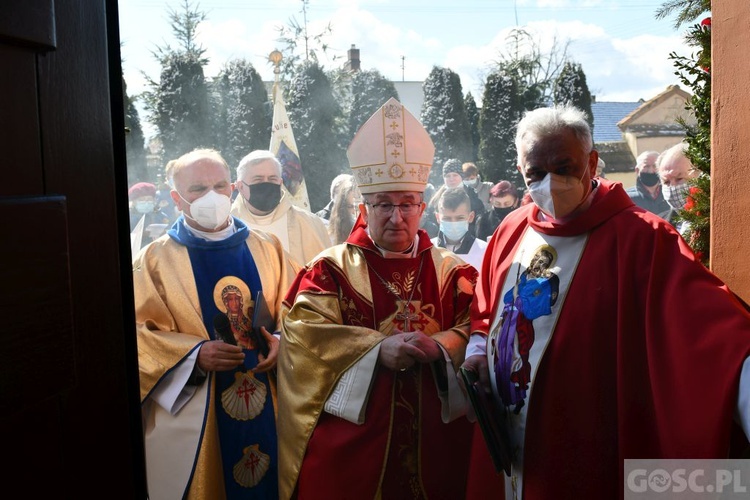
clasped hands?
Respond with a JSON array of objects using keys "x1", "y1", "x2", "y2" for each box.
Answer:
[
  {"x1": 378, "y1": 329, "x2": 442, "y2": 372},
  {"x1": 197, "y1": 326, "x2": 279, "y2": 374}
]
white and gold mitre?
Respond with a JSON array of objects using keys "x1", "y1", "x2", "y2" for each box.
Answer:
[{"x1": 347, "y1": 97, "x2": 434, "y2": 194}]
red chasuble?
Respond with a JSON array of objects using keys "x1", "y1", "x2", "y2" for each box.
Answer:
[
  {"x1": 279, "y1": 227, "x2": 477, "y2": 499},
  {"x1": 471, "y1": 179, "x2": 750, "y2": 499}
]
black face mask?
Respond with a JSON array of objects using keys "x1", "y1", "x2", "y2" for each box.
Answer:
[
  {"x1": 247, "y1": 182, "x2": 282, "y2": 211},
  {"x1": 493, "y1": 206, "x2": 514, "y2": 218},
  {"x1": 639, "y1": 172, "x2": 660, "y2": 187}
]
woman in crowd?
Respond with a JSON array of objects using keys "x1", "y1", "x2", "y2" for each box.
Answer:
[
  {"x1": 475, "y1": 180, "x2": 521, "y2": 241},
  {"x1": 327, "y1": 175, "x2": 362, "y2": 245}
]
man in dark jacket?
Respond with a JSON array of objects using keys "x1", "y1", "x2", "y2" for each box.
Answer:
[{"x1": 625, "y1": 150, "x2": 669, "y2": 216}]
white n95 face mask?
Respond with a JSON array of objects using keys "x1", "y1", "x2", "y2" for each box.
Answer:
[
  {"x1": 180, "y1": 189, "x2": 232, "y2": 230},
  {"x1": 527, "y1": 171, "x2": 586, "y2": 219}
]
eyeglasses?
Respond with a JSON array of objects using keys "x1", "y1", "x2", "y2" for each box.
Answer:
[{"x1": 365, "y1": 202, "x2": 422, "y2": 217}]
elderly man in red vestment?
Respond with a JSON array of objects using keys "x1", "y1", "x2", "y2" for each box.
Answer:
[
  {"x1": 462, "y1": 104, "x2": 750, "y2": 499},
  {"x1": 278, "y1": 97, "x2": 484, "y2": 499}
]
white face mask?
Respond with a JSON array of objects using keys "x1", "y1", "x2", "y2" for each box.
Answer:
[
  {"x1": 527, "y1": 171, "x2": 587, "y2": 219},
  {"x1": 463, "y1": 179, "x2": 478, "y2": 188},
  {"x1": 179, "y1": 189, "x2": 232, "y2": 230},
  {"x1": 440, "y1": 220, "x2": 469, "y2": 242},
  {"x1": 662, "y1": 182, "x2": 690, "y2": 210}
]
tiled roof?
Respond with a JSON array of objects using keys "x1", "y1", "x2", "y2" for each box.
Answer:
[{"x1": 592, "y1": 101, "x2": 642, "y2": 142}]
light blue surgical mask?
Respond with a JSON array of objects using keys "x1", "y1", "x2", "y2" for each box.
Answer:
[
  {"x1": 440, "y1": 220, "x2": 469, "y2": 242},
  {"x1": 134, "y1": 200, "x2": 155, "y2": 214}
]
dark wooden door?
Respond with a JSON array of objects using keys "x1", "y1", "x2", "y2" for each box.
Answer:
[{"x1": 0, "y1": 1, "x2": 146, "y2": 497}]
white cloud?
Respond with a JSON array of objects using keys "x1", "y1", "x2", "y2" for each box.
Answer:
[
  {"x1": 611, "y1": 34, "x2": 688, "y2": 80},
  {"x1": 460, "y1": 19, "x2": 689, "y2": 102},
  {"x1": 537, "y1": 0, "x2": 571, "y2": 8},
  {"x1": 518, "y1": 0, "x2": 609, "y2": 7},
  {"x1": 197, "y1": 17, "x2": 283, "y2": 79}
]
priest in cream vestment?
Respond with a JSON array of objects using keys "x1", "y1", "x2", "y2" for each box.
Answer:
[
  {"x1": 231, "y1": 149, "x2": 331, "y2": 268},
  {"x1": 135, "y1": 148, "x2": 297, "y2": 500}
]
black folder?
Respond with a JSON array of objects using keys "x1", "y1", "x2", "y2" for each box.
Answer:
[
  {"x1": 460, "y1": 367, "x2": 513, "y2": 476},
  {"x1": 251, "y1": 291, "x2": 274, "y2": 357}
]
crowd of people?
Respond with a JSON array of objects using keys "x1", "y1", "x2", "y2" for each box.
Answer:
[
  {"x1": 130, "y1": 122, "x2": 705, "y2": 259},
  {"x1": 130, "y1": 98, "x2": 750, "y2": 499}
]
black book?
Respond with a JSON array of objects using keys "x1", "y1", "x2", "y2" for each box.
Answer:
[
  {"x1": 213, "y1": 313, "x2": 236, "y2": 345},
  {"x1": 460, "y1": 367, "x2": 513, "y2": 477},
  {"x1": 251, "y1": 291, "x2": 274, "y2": 357}
]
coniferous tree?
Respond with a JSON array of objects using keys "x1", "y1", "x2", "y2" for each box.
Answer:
[
  {"x1": 656, "y1": 0, "x2": 710, "y2": 29},
  {"x1": 553, "y1": 62, "x2": 594, "y2": 132},
  {"x1": 151, "y1": 52, "x2": 213, "y2": 162},
  {"x1": 464, "y1": 92, "x2": 480, "y2": 163},
  {"x1": 477, "y1": 70, "x2": 524, "y2": 186},
  {"x1": 493, "y1": 28, "x2": 570, "y2": 111},
  {"x1": 479, "y1": 29, "x2": 572, "y2": 185},
  {"x1": 286, "y1": 61, "x2": 347, "y2": 212},
  {"x1": 143, "y1": 0, "x2": 213, "y2": 163},
  {"x1": 123, "y1": 76, "x2": 148, "y2": 184},
  {"x1": 214, "y1": 59, "x2": 271, "y2": 173},
  {"x1": 421, "y1": 66, "x2": 472, "y2": 185},
  {"x1": 347, "y1": 70, "x2": 399, "y2": 141},
  {"x1": 327, "y1": 67, "x2": 354, "y2": 152},
  {"x1": 660, "y1": 0, "x2": 711, "y2": 265},
  {"x1": 503, "y1": 60, "x2": 546, "y2": 113}
]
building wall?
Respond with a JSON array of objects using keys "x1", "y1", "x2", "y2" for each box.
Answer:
[
  {"x1": 711, "y1": 0, "x2": 750, "y2": 300},
  {"x1": 623, "y1": 134, "x2": 638, "y2": 158},
  {"x1": 606, "y1": 171, "x2": 637, "y2": 189},
  {"x1": 624, "y1": 130, "x2": 684, "y2": 158},
  {"x1": 623, "y1": 135, "x2": 685, "y2": 158},
  {"x1": 630, "y1": 92, "x2": 695, "y2": 127},
  {"x1": 620, "y1": 86, "x2": 693, "y2": 159}
]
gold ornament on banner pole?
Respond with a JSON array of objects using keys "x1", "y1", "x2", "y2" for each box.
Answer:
[{"x1": 268, "y1": 50, "x2": 310, "y2": 211}]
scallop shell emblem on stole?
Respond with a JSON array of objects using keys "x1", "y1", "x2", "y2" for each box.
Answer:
[
  {"x1": 233, "y1": 444, "x2": 270, "y2": 487},
  {"x1": 221, "y1": 371, "x2": 267, "y2": 421}
]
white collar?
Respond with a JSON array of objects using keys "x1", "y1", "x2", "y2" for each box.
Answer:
[
  {"x1": 184, "y1": 217, "x2": 236, "y2": 241},
  {"x1": 366, "y1": 228, "x2": 419, "y2": 259}
]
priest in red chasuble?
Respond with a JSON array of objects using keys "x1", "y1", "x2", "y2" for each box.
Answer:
[
  {"x1": 463, "y1": 104, "x2": 750, "y2": 499},
  {"x1": 278, "y1": 97, "x2": 484, "y2": 499}
]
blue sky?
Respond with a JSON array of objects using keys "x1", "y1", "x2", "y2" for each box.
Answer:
[{"x1": 119, "y1": 0, "x2": 700, "y2": 135}]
